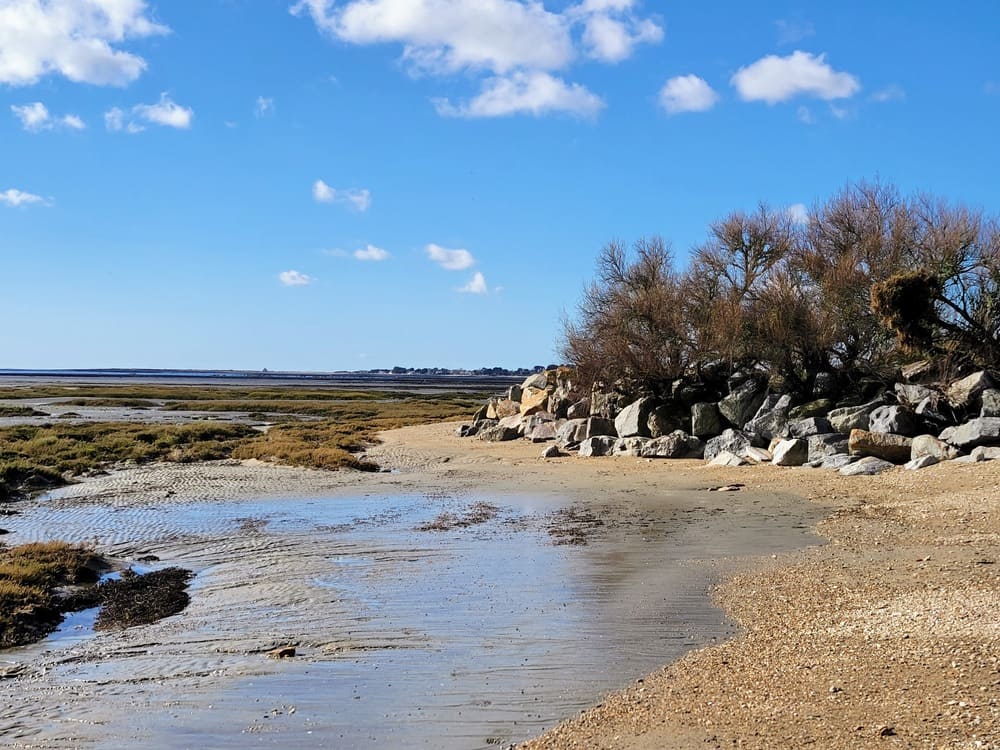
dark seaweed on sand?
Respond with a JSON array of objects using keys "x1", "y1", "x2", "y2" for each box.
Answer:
[{"x1": 95, "y1": 567, "x2": 194, "y2": 631}]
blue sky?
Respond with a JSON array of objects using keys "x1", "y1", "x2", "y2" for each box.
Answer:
[{"x1": 2, "y1": 0, "x2": 999, "y2": 371}]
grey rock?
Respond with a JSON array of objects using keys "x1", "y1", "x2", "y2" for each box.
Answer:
[
  {"x1": 612, "y1": 436, "x2": 651, "y2": 457},
  {"x1": 506, "y1": 385, "x2": 524, "y2": 403},
  {"x1": 707, "y1": 450, "x2": 747, "y2": 467},
  {"x1": 819, "y1": 454, "x2": 856, "y2": 470},
  {"x1": 789, "y1": 417, "x2": 833, "y2": 438},
  {"x1": 647, "y1": 404, "x2": 689, "y2": 438},
  {"x1": 905, "y1": 455, "x2": 939, "y2": 471},
  {"x1": 828, "y1": 398, "x2": 886, "y2": 434},
  {"x1": 585, "y1": 416, "x2": 617, "y2": 439},
  {"x1": 839, "y1": 456, "x2": 895, "y2": 476},
  {"x1": 911, "y1": 434, "x2": 960, "y2": 462},
  {"x1": 641, "y1": 431, "x2": 704, "y2": 459},
  {"x1": 541, "y1": 445, "x2": 562, "y2": 458},
  {"x1": 788, "y1": 399, "x2": 835, "y2": 420},
  {"x1": 718, "y1": 378, "x2": 767, "y2": 429},
  {"x1": 939, "y1": 418, "x2": 1000, "y2": 450},
  {"x1": 704, "y1": 429, "x2": 753, "y2": 461},
  {"x1": 520, "y1": 372, "x2": 549, "y2": 391},
  {"x1": 566, "y1": 398, "x2": 591, "y2": 420},
  {"x1": 744, "y1": 394, "x2": 792, "y2": 443},
  {"x1": 741, "y1": 446, "x2": 772, "y2": 462},
  {"x1": 970, "y1": 445, "x2": 1000, "y2": 461},
  {"x1": 947, "y1": 371, "x2": 994, "y2": 410},
  {"x1": 529, "y1": 423, "x2": 557, "y2": 443},
  {"x1": 471, "y1": 404, "x2": 489, "y2": 422},
  {"x1": 498, "y1": 414, "x2": 525, "y2": 433},
  {"x1": 895, "y1": 382, "x2": 934, "y2": 406},
  {"x1": 915, "y1": 394, "x2": 955, "y2": 430},
  {"x1": 478, "y1": 424, "x2": 521, "y2": 442},
  {"x1": 524, "y1": 413, "x2": 554, "y2": 432},
  {"x1": 868, "y1": 405, "x2": 920, "y2": 437},
  {"x1": 951, "y1": 453, "x2": 985, "y2": 464},
  {"x1": 615, "y1": 397, "x2": 657, "y2": 438},
  {"x1": 807, "y1": 433, "x2": 850, "y2": 461},
  {"x1": 578, "y1": 436, "x2": 617, "y2": 457},
  {"x1": 981, "y1": 389, "x2": 1000, "y2": 418},
  {"x1": 691, "y1": 402, "x2": 724, "y2": 438},
  {"x1": 556, "y1": 419, "x2": 587, "y2": 446},
  {"x1": 772, "y1": 438, "x2": 809, "y2": 466}
]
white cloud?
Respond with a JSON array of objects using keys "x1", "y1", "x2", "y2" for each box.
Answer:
[
  {"x1": 775, "y1": 18, "x2": 814, "y2": 46},
  {"x1": 312, "y1": 179, "x2": 372, "y2": 211},
  {"x1": 731, "y1": 51, "x2": 860, "y2": 104},
  {"x1": 870, "y1": 84, "x2": 905, "y2": 103},
  {"x1": 0, "y1": 0, "x2": 168, "y2": 86},
  {"x1": 292, "y1": 0, "x2": 661, "y2": 118},
  {"x1": 426, "y1": 243, "x2": 475, "y2": 271},
  {"x1": 0, "y1": 188, "x2": 46, "y2": 207},
  {"x1": 434, "y1": 71, "x2": 604, "y2": 118},
  {"x1": 11, "y1": 101, "x2": 85, "y2": 131},
  {"x1": 105, "y1": 94, "x2": 193, "y2": 133},
  {"x1": 353, "y1": 244, "x2": 389, "y2": 261},
  {"x1": 279, "y1": 270, "x2": 314, "y2": 286},
  {"x1": 255, "y1": 96, "x2": 274, "y2": 117},
  {"x1": 787, "y1": 203, "x2": 808, "y2": 225},
  {"x1": 658, "y1": 75, "x2": 718, "y2": 114},
  {"x1": 458, "y1": 271, "x2": 488, "y2": 294}
]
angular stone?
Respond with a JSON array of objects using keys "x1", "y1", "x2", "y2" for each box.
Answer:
[
  {"x1": 939, "y1": 418, "x2": 1000, "y2": 450},
  {"x1": 612, "y1": 436, "x2": 651, "y2": 457},
  {"x1": 471, "y1": 403, "x2": 489, "y2": 422},
  {"x1": 772, "y1": 438, "x2": 808, "y2": 466},
  {"x1": 529, "y1": 423, "x2": 557, "y2": 443},
  {"x1": 819, "y1": 454, "x2": 856, "y2": 470},
  {"x1": 947, "y1": 371, "x2": 995, "y2": 410},
  {"x1": 951, "y1": 453, "x2": 985, "y2": 464},
  {"x1": 839, "y1": 456, "x2": 895, "y2": 476},
  {"x1": 641, "y1": 431, "x2": 704, "y2": 459},
  {"x1": 981, "y1": 389, "x2": 1000, "y2": 418},
  {"x1": 704, "y1": 429, "x2": 753, "y2": 461},
  {"x1": 741, "y1": 446, "x2": 772, "y2": 462},
  {"x1": 789, "y1": 417, "x2": 833, "y2": 438},
  {"x1": 915, "y1": 394, "x2": 955, "y2": 430},
  {"x1": 807, "y1": 433, "x2": 849, "y2": 461},
  {"x1": 585, "y1": 416, "x2": 617, "y2": 439},
  {"x1": 520, "y1": 372, "x2": 549, "y2": 391},
  {"x1": 744, "y1": 394, "x2": 792, "y2": 443},
  {"x1": 900, "y1": 360, "x2": 932, "y2": 381},
  {"x1": 614, "y1": 397, "x2": 656, "y2": 438},
  {"x1": 524, "y1": 412, "x2": 554, "y2": 431},
  {"x1": 647, "y1": 404, "x2": 688, "y2": 438},
  {"x1": 506, "y1": 385, "x2": 524, "y2": 403},
  {"x1": 894, "y1": 382, "x2": 934, "y2": 406},
  {"x1": 848, "y1": 429, "x2": 912, "y2": 464},
  {"x1": 828, "y1": 399, "x2": 883, "y2": 434},
  {"x1": 478, "y1": 424, "x2": 521, "y2": 442},
  {"x1": 566, "y1": 398, "x2": 591, "y2": 420},
  {"x1": 910, "y1": 434, "x2": 960, "y2": 462},
  {"x1": 541, "y1": 445, "x2": 562, "y2": 459},
  {"x1": 904, "y1": 455, "x2": 939, "y2": 471},
  {"x1": 556, "y1": 419, "x2": 587, "y2": 446},
  {"x1": 520, "y1": 386, "x2": 551, "y2": 416},
  {"x1": 486, "y1": 398, "x2": 520, "y2": 420},
  {"x1": 718, "y1": 379, "x2": 767, "y2": 429},
  {"x1": 578, "y1": 436, "x2": 617, "y2": 457},
  {"x1": 970, "y1": 445, "x2": 1000, "y2": 461},
  {"x1": 788, "y1": 399, "x2": 834, "y2": 421},
  {"x1": 868, "y1": 405, "x2": 920, "y2": 437},
  {"x1": 691, "y1": 402, "x2": 724, "y2": 438},
  {"x1": 707, "y1": 450, "x2": 747, "y2": 467}
]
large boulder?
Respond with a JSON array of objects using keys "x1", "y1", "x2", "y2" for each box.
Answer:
[
  {"x1": 905, "y1": 455, "x2": 939, "y2": 471},
  {"x1": 772, "y1": 438, "x2": 808, "y2": 467},
  {"x1": 579, "y1": 436, "x2": 617, "y2": 457},
  {"x1": 478, "y1": 423, "x2": 521, "y2": 442},
  {"x1": 868, "y1": 405, "x2": 920, "y2": 437},
  {"x1": 915, "y1": 393, "x2": 955, "y2": 431},
  {"x1": 556, "y1": 419, "x2": 587, "y2": 446},
  {"x1": 840, "y1": 457, "x2": 895, "y2": 476},
  {"x1": 520, "y1": 386, "x2": 552, "y2": 416},
  {"x1": 691, "y1": 402, "x2": 723, "y2": 438},
  {"x1": 708, "y1": 451, "x2": 747, "y2": 467},
  {"x1": 971, "y1": 446, "x2": 1000, "y2": 461},
  {"x1": 585, "y1": 416, "x2": 617, "y2": 439},
  {"x1": 486, "y1": 398, "x2": 520, "y2": 420},
  {"x1": 718, "y1": 378, "x2": 767, "y2": 429},
  {"x1": 848, "y1": 429, "x2": 912, "y2": 464},
  {"x1": 566, "y1": 398, "x2": 591, "y2": 420},
  {"x1": 939, "y1": 418, "x2": 1000, "y2": 450},
  {"x1": 807, "y1": 433, "x2": 849, "y2": 461},
  {"x1": 520, "y1": 372, "x2": 549, "y2": 391},
  {"x1": 704, "y1": 429, "x2": 753, "y2": 461},
  {"x1": 789, "y1": 417, "x2": 833, "y2": 438},
  {"x1": 827, "y1": 397, "x2": 887, "y2": 434},
  {"x1": 506, "y1": 385, "x2": 524, "y2": 403},
  {"x1": 647, "y1": 404, "x2": 689, "y2": 438},
  {"x1": 894, "y1": 382, "x2": 934, "y2": 406},
  {"x1": 614, "y1": 397, "x2": 657, "y2": 438},
  {"x1": 788, "y1": 398, "x2": 834, "y2": 420},
  {"x1": 612, "y1": 437, "x2": 651, "y2": 457},
  {"x1": 910, "y1": 434, "x2": 960, "y2": 462},
  {"x1": 744, "y1": 394, "x2": 792, "y2": 443},
  {"x1": 947, "y1": 371, "x2": 994, "y2": 411},
  {"x1": 641, "y1": 431, "x2": 704, "y2": 459},
  {"x1": 981, "y1": 389, "x2": 1000, "y2": 418},
  {"x1": 528, "y1": 423, "x2": 557, "y2": 443}
]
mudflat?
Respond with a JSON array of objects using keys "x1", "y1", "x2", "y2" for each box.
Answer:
[{"x1": 1, "y1": 421, "x2": 997, "y2": 749}]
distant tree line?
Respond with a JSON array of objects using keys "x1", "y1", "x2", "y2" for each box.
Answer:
[{"x1": 562, "y1": 181, "x2": 1000, "y2": 396}]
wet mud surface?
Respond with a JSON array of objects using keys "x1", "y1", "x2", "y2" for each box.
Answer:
[{"x1": 0, "y1": 480, "x2": 823, "y2": 749}]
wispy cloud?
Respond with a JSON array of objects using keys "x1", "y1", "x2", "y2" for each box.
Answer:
[
  {"x1": 0, "y1": 0, "x2": 168, "y2": 86},
  {"x1": 353, "y1": 244, "x2": 390, "y2": 261},
  {"x1": 434, "y1": 71, "x2": 604, "y2": 119},
  {"x1": 775, "y1": 18, "x2": 815, "y2": 46},
  {"x1": 278, "y1": 270, "x2": 314, "y2": 286},
  {"x1": 732, "y1": 51, "x2": 860, "y2": 104},
  {"x1": 658, "y1": 75, "x2": 718, "y2": 114},
  {"x1": 313, "y1": 179, "x2": 371, "y2": 211},
  {"x1": 11, "y1": 102, "x2": 85, "y2": 132},
  {"x1": 255, "y1": 96, "x2": 275, "y2": 117},
  {"x1": 426, "y1": 243, "x2": 475, "y2": 270},
  {"x1": 0, "y1": 188, "x2": 47, "y2": 208},
  {"x1": 796, "y1": 105, "x2": 814, "y2": 124},
  {"x1": 458, "y1": 271, "x2": 488, "y2": 294},
  {"x1": 870, "y1": 84, "x2": 905, "y2": 103},
  {"x1": 105, "y1": 94, "x2": 194, "y2": 133}
]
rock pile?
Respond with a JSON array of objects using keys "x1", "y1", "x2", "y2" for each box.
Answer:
[{"x1": 458, "y1": 367, "x2": 1000, "y2": 476}]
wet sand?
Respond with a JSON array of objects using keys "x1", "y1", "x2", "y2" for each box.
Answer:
[{"x1": 1, "y1": 422, "x2": 996, "y2": 748}]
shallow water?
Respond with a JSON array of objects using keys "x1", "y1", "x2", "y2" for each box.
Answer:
[{"x1": 0, "y1": 489, "x2": 822, "y2": 749}]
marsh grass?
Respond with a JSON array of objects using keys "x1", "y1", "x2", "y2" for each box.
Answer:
[{"x1": 0, "y1": 406, "x2": 47, "y2": 418}]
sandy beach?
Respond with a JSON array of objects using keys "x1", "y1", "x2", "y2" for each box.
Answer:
[{"x1": 1, "y1": 421, "x2": 998, "y2": 748}]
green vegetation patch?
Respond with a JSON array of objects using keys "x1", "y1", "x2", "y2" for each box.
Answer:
[{"x1": 0, "y1": 406, "x2": 48, "y2": 418}]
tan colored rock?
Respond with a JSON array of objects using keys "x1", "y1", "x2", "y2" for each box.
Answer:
[
  {"x1": 848, "y1": 429, "x2": 912, "y2": 464},
  {"x1": 519, "y1": 387, "x2": 551, "y2": 416},
  {"x1": 486, "y1": 398, "x2": 519, "y2": 419},
  {"x1": 910, "y1": 434, "x2": 959, "y2": 462}
]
